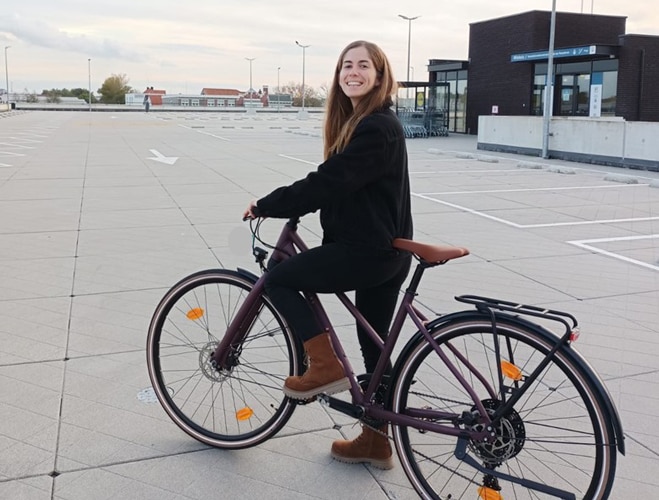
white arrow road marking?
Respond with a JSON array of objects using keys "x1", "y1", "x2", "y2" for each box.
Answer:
[{"x1": 148, "y1": 149, "x2": 178, "y2": 165}]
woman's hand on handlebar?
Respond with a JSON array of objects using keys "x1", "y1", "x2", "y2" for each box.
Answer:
[{"x1": 243, "y1": 200, "x2": 260, "y2": 221}]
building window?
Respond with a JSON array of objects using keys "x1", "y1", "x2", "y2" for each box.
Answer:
[
  {"x1": 532, "y1": 74, "x2": 546, "y2": 116},
  {"x1": 533, "y1": 60, "x2": 618, "y2": 117},
  {"x1": 208, "y1": 99, "x2": 215, "y2": 107},
  {"x1": 191, "y1": 99, "x2": 200, "y2": 107},
  {"x1": 180, "y1": 99, "x2": 190, "y2": 106},
  {"x1": 600, "y1": 71, "x2": 618, "y2": 116},
  {"x1": 431, "y1": 70, "x2": 468, "y2": 133}
]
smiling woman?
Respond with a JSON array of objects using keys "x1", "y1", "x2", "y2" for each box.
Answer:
[
  {"x1": 323, "y1": 40, "x2": 398, "y2": 159},
  {"x1": 243, "y1": 40, "x2": 411, "y2": 470},
  {"x1": 339, "y1": 46, "x2": 380, "y2": 106}
]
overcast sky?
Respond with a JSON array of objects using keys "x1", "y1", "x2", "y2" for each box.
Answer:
[{"x1": 1, "y1": 0, "x2": 657, "y2": 96}]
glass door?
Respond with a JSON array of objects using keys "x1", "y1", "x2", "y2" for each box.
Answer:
[{"x1": 557, "y1": 74, "x2": 590, "y2": 116}]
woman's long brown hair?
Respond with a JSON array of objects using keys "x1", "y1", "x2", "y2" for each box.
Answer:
[{"x1": 323, "y1": 41, "x2": 397, "y2": 160}]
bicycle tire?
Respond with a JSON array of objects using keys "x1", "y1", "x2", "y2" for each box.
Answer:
[
  {"x1": 147, "y1": 269, "x2": 301, "y2": 449},
  {"x1": 389, "y1": 315, "x2": 616, "y2": 500}
]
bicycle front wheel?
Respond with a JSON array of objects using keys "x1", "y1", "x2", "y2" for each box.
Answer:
[
  {"x1": 147, "y1": 269, "x2": 301, "y2": 449},
  {"x1": 390, "y1": 316, "x2": 616, "y2": 500}
]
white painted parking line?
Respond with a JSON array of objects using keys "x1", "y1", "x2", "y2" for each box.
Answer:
[
  {"x1": 179, "y1": 123, "x2": 231, "y2": 141},
  {"x1": 0, "y1": 142, "x2": 35, "y2": 149},
  {"x1": 278, "y1": 154, "x2": 317, "y2": 165},
  {"x1": 0, "y1": 136, "x2": 41, "y2": 143},
  {"x1": 411, "y1": 168, "x2": 520, "y2": 173},
  {"x1": 420, "y1": 184, "x2": 648, "y2": 195},
  {"x1": 412, "y1": 192, "x2": 659, "y2": 229},
  {"x1": 568, "y1": 235, "x2": 659, "y2": 272},
  {"x1": 413, "y1": 192, "x2": 523, "y2": 227},
  {"x1": 13, "y1": 133, "x2": 48, "y2": 139},
  {"x1": 526, "y1": 216, "x2": 659, "y2": 228}
]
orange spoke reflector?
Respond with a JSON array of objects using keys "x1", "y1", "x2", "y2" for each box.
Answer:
[
  {"x1": 186, "y1": 308, "x2": 204, "y2": 320},
  {"x1": 478, "y1": 486, "x2": 503, "y2": 500},
  {"x1": 500, "y1": 360, "x2": 523, "y2": 381},
  {"x1": 236, "y1": 407, "x2": 254, "y2": 421}
]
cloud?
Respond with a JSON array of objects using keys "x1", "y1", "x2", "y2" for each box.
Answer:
[{"x1": 0, "y1": 13, "x2": 146, "y2": 61}]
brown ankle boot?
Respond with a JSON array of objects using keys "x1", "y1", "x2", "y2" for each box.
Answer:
[
  {"x1": 331, "y1": 424, "x2": 394, "y2": 470},
  {"x1": 283, "y1": 332, "x2": 350, "y2": 400}
]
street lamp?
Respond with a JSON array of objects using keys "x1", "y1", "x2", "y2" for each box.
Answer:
[
  {"x1": 541, "y1": 0, "x2": 557, "y2": 159},
  {"x1": 88, "y1": 58, "x2": 92, "y2": 112},
  {"x1": 580, "y1": 1, "x2": 595, "y2": 15},
  {"x1": 4, "y1": 46, "x2": 10, "y2": 110},
  {"x1": 277, "y1": 66, "x2": 281, "y2": 111},
  {"x1": 245, "y1": 57, "x2": 255, "y2": 93},
  {"x1": 295, "y1": 41, "x2": 310, "y2": 110},
  {"x1": 398, "y1": 14, "x2": 420, "y2": 99}
]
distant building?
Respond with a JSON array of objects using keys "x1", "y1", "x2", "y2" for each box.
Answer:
[
  {"x1": 125, "y1": 87, "x2": 166, "y2": 106},
  {"x1": 268, "y1": 93, "x2": 293, "y2": 108},
  {"x1": 144, "y1": 87, "x2": 166, "y2": 105},
  {"x1": 200, "y1": 88, "x2": 242, "y2": 107},
  {"x1": 127, "y1": 85, "x2": 294, "y2": 108}
]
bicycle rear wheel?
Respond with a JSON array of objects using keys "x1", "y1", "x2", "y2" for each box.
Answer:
[
  {"x1": 147, "y1": 269, "x2": 300, "y2": 449},
  {"x1": 390, "y1": 315, "x2": 616, "y2": 500}
]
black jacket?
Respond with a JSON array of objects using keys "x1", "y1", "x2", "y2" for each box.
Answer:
[{"x1": 255, "y1": 108, "x2": 413, "y2": 253}]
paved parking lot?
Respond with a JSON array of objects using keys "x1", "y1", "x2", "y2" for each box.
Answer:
[{"x1": 0, "y1": 110, "x2": 658, "y2": 499}]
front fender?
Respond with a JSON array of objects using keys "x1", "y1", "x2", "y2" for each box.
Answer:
[{"x1": 236, "y1": 267, "x2": 260, "y2": 284}]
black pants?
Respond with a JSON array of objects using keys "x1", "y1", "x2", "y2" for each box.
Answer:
[{"x1": 264, "y1": 242, "x2": 411, "y2": 373}]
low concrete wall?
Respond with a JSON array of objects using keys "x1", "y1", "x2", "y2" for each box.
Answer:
[
  {"x1": 13, "y1": 103, "x2": 325, "y2": 114},
  {"x1": 477, "y1": 115, "x2": 659, "y2": 171}
]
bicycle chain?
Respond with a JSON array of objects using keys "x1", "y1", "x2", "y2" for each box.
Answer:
[
  {"x1": 357, "y1": 387, "x2": 472, "y2": 439},
  {"x1": 406, "y1": 390, "x2": 473, "y2": 408},
  {"x1": 357, "y1": 390, "x2": 481, "y2": 489},
  {"x1": 359, "y1": 419, "x2": 479, "y2": 488}
]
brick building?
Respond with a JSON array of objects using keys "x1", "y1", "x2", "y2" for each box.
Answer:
[{"x1": 427, "y1": 10, "x2": 659, "y2": 134}]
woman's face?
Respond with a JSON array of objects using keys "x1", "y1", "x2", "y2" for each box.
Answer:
[{"x1": 338, "y1": 45, "x2": 380, "y2": 107}]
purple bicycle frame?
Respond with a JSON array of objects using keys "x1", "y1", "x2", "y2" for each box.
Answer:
[{"x1": 212, "y1": 219, "x2": 494, "y2": 438}]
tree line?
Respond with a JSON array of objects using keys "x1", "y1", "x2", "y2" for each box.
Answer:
[{"x1": 28, "y1": 74, "x2": 327, "y2": 107}]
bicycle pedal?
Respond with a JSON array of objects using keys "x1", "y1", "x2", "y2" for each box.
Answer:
[
  {"x1": 294, "y1": 395, "x2": 317, "y2": 405},
  {"x1": 317, "y1": 394, "x2": 364, "y2": 419}
]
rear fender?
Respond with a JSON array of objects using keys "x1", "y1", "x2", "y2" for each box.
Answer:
[{"x1": 392, "y1": 309, "x2": 625, "y2": 455}]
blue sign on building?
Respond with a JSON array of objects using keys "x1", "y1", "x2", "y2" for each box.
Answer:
[{"x1": 511, "y1": 45, "x2": 596, "y2": 62}]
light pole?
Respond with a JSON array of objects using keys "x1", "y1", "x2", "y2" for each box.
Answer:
[
  {"x1": 398, "y1": 14, "x2": 420, "y2": 99},
  {"x1": 295, "y1": 41, "x2": 310, "y2": 110},
  {"x1": 245, "y1": 57, "x2": 255, "y2": 93},
  {"x1": 542, "y1": 0, "x2": 557, "y2": 159},
  {"x1": 277, "y1": 66, "x2": 281, "y2": 111},
  {"x1": 88, "y1": 58, "x2": 92, "y2": 112},
  {"x1": 580, "y1": 2, "x2": 595, "y2": 15},
  {"x1": 4, "y1": 46, "x2": 10, "y2": 110}
]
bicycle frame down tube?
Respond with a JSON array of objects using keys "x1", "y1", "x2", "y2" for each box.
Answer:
[
  {"x1": 211, "y1": 275, "x2": 268, "y2": 368},
  {"x1": 214, "y1": 220, "x2": 305, "y2": 368}
]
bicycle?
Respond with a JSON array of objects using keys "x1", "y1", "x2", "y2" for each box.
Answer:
[{"x1": 147, "y1": 217, "x2": 625, "y2": 499}]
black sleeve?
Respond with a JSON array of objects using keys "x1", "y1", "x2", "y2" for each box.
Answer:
[{"x1": 255, "y1": 117, "x2": 390, "y2": 218}]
